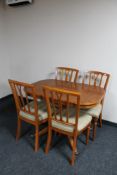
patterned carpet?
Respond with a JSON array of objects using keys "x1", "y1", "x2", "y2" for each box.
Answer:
[{"x1": 0, "y1": 96, "x2": 117, "y2": 175}]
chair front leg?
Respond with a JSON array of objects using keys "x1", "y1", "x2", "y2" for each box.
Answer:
[
  {"x1": 86, "y1": 125, "x2": 90, "y2": 145},
  {"x1": 45, "y1": 127, "x2": 52, "y2": 154},
  {"x1": 71, "y1": 136, "x2": 77, "y2": 166},
  {"x1": 16, "y1": 117, "x2": 21, "y2": 141},
  {"x1": 99, "y1": 112, "x2": 102, "y2": 128},
  {"x1": 68, "y1": 136, "x2": 79, "y2": 155},
  {"x1": 92, "y1": 117, "x2": 98, "y2": 141},
  {"x1": 35, "y1": 124, "x2": 39, "y2": 152}
]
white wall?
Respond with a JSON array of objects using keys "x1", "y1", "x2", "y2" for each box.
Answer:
[
  {"x1": 0, "y1": 1, "x2": 10, "y2": 97},
  {"x1": 1, "y1": 0, "x2": 117, "y2": 123}
]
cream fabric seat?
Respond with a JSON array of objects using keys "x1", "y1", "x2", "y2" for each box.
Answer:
[
  {"x1": 20, "y1": 100, "x2": 48, "y2": 121},
  {"x1": 52, "y1": 108, "x2": 92, "y2": 133},
  {"x1": 81, "y1": 104, "x2": 102, "y2": 118}
]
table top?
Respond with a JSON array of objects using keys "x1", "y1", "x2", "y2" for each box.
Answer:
[{"x1": 32, "y1": 79, "x2": 105, "y2": 109}]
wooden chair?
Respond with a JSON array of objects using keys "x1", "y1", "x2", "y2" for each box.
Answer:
[
  {"x1": 43, "y1": 86, "x2": 92, "y2": 165},
  {"x1": 8, "y1": 79, "x2": 48, "y2": 152},
  {"x1": 81, "y1": 71, "x2": 110, "y2": 140},
  {"x1": 56, "y1": 67, "x2": 79, "y2": 83}
]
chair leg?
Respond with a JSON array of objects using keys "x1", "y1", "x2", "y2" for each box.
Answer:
[
  {"x1": 16, "y1": 117, "x2": 21, "y2": 141},
  {"x1": 86, "y1": 125, "x2": 90, "y2": 145},
  {"x1": 92, "y1": 118, "x2": 98, "y2": 141},
  {"x1": 45, "y1": 127, "x2": 52, "y2": 154},
  {"x1": 35, "y1": 124, "x2": 39, "y2": 152},
  {"x1": 71, "y1": 136, "x2": 77, "y2": 166},
  {"x1": 99, "y1": 112, "x2": 102, "y2": 128},
  {"x1": 68, "y1": 136, "x2": 79, "y2": 155}
]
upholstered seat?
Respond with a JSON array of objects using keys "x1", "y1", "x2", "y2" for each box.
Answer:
[
  {"x1": 81, "y1": 104, "x2": 102, "y2": 118},
  {"x1": 20, "y1": 100, "x2": 48, "y2": 121},
  {"x1": 52, "y1": 110, "x2": 92, "y2": 133}
]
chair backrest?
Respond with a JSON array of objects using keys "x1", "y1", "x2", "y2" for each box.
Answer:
[
  {"x1": 43, "y1": 85, "x2": 80, "y2": 133},
  {"x1": 82, "y1": 71, "x2": 110, "y2": 91},
  {"x1": 56, "y1": 67, "x2": 79, "y2": 83},
  {"x1": 8, "y1": 79, "x2": 39, "y2": 120}
]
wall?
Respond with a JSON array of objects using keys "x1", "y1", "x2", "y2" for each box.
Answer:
[
  {"x1": 1, "y1": 0, "x2": 117, "y2": 123},
  {"x1": 0, "y1": 1, "x2": 10, "y2": 97}
]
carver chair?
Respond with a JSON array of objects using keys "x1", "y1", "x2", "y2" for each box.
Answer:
[
  {"x1": 43, "y1": 86, "x2": 92, "y2": 165},
  {"x1": 8, "y1": 79, "x2": 48, "y2": 152},
  {"x1": 56, "y1": 67, "x2": 79, "y2": 83},
  {"x1": 81, "y1": 71, "x2": 110, "y2": 140}
]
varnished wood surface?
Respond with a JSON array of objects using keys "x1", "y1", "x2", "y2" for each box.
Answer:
[{"x1": 30, "y1": 79, "x2": 105, "y2": 109}]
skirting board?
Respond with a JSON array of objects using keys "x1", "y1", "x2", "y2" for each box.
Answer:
[{"x1": 0, "y1": 94, "x2": 117, "y2": 127}]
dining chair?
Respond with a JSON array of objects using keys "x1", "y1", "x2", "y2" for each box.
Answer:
[
  {"x1": 81, "y1": 71, "x2": 110, "y2": 140},
  {"x1": 43, "y1": 86, "x2": 92, "y2": 165},
  {"x1": 8, "y1": 79, "x2": 48, "y2": 152},
  {"x1": 56, "y1": 67, "x2": 79, "y2": 83}
]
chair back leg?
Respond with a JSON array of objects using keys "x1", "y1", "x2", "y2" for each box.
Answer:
[
  {"x1": 16, "y1": 117, "x2": 21, "y2": 141},
  {"x1": 45, "y1": 127, "x2": 52, "y2": 154}
]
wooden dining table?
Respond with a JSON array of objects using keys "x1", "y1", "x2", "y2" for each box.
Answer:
[
  {"x1": 28, "y1": 79, "x2": 105, "y2": 154},
  {"x1": 31, "y1": 79, "x2": 105, "y2": 109}
]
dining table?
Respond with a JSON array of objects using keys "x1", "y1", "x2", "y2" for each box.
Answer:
[
  {"x1": 27, "y1": 78, "x2": 105, "y2": 154},
  {"x1": 31, "y1": 79, "x2": 105, "y2": 109}
]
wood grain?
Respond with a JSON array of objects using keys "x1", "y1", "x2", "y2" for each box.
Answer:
[{"x1": 29, "y1": 79, "x2": 105, "y2": 109}]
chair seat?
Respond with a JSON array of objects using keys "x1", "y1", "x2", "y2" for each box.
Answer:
[
  {"x1": 19, "y1": 100, "x2": 48, "y2": 121},
  {"x1": 81, "y1": 104, "x2": 102, "y2": 118},
  {"x1": 52, "y1": 109, "x2": 92, "y2": 133}
]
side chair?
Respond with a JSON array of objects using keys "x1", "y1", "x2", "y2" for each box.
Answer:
[
  {"x1": 8, "y1": 79, "x2": 48, "y2": 152},
  {"x1": 81, "y1": 71, "x2": 110, "y2": 140},
  {"x1": 43, "y1": 86, "x2": 92, "y2": 165},
  {"x1": 56, "y1": 67, "x2": 79, "y2": 83}
]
